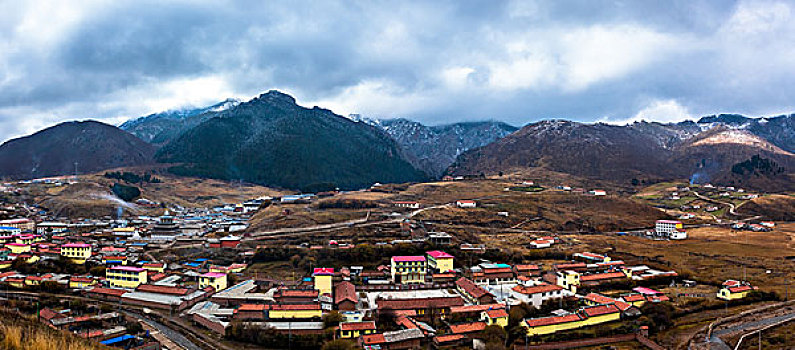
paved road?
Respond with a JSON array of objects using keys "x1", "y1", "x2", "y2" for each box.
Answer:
[
  {"x1": 709, "y1": 312, "x2": 795, "y2": 349},
  {"x1": 125, "y1": 311, "x2": 203, "y2": 350}
]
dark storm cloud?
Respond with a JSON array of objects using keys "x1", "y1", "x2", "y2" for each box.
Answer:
[{"x1": 1, "y1": 0, "x2": 794, "y2": 142}]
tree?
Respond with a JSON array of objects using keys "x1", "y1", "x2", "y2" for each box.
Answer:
[
  {"x1": 323, "y1": 311, "x2": 344, "y2": 329},
  {"x1": 481, "y1": 324, "x2": 507, "y2": 346}
]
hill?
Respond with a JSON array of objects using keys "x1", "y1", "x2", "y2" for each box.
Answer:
[
  {"x1": 378, "y1": 118, "x2": 517, "y2": 177},
  {"x1": 0, "y1": 121, "x2": 155, "y2": 180},
  {"x1": 155, "y1": 91, "x2": 427, "y2": 191},
  {"x1": 119, "y1": 98, "x2": 240, "y2": 144},
  {"x1": 447, "y1": 117, "x2": 795, "y2": 192}
]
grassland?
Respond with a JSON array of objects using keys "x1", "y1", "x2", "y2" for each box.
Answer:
[{"x1": 0, "y1": 308, "x2": 109, "y2": 350}]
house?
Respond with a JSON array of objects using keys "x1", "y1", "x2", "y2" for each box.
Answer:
[
  {"x1": 339, "y1": 321, "x2": 376, "y2": 338},
  {"x1": 573, "y1": 252, "x2": 611, "y2": 263},
  {"x1": 523, "y1": 313, "x2": 584, "y2": 336},
  {"x1": 142, "y1": 262, "x2": 166, "y2": 272},
  {"x1": 376, "y1": 296, "x2": 464, "y2": 319},
  {"x1": 391, "y1": 256, "x2": 426, "y2": 284},
  {"x1": 360, "y1": 328, "x2": 424, "y2": 350},
  {"x1": 199, "y1": 272, "x2": 228, "y2": 292},
  {"x1": 106, "y1": 266, "x2": 148, "y2": 288},
  {"x1": 60, "y1": 243, "x2": 91, "y2": 264},
  {"x1": 529, "y1": 239, "x2": 554, "y2": 249},
  {"x1": 510, "y1": 283, "x2": 570, "y2": 308},
  {"x1": 481, "y1": 308, "x2": 508, "y2": 327},
  {"x1": 656, "y1": 220, "x2": 687, "y2": 239},
  {"x1": 456, "y1": 277, "x2": 495, "y2": 305},
  {"x1": 0, "y1": 219, "x2": 35, "y2": 232},
  {"x1": 456, "y1": 200, "x2": 477, "y2": 208},
  {"x1": 268, "y1": 304, "x2": 322, "y2": 319},
  {"x1": 5, "y1": 243, "x2": 31, "y2": 254},
  {"x1": 335, "y1": 281, "x2": 357, "y2": 311},
  {"x1": 274, "y1": 289, "x2": 319, "y2": 304},
  {"x1": 313, "y1": 268, "x2": 334, "y2": 295},
  {"x1": 471, "y1": 263, "x2": 516, "y2": 285},
  {"x1": 513, "y1": 264, "x2": 541, "y2": 277},
  {"x1": 588, "y1": 190, "x2": 607, "y2": 196},
  {"x1": 393, "y1": 201, "x2": 421, "y2": 209},
  {"x1": 426, "y1": 250, "x2": 454, "y2": 273},
  {"x1": 582, "y1": 293, "x2": 633, "y2": 312},
  {"x1": 233, "y1": 304, "x2": 267, "y2": 320},
  {"x1": 102, "y1": 255, "x2": 127, "y2": 266},
  {"x1": 449, "y1": 321, "x2": 487, "y2": 337},
  {"x1": 717, "y1": 280, "x2": 758, "y2": 300},
  {"x1": 69, "y1": 276, "x2": 96, "y2": 289}
]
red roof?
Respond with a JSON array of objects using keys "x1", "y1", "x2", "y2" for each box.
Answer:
[
  {"x1": 514, "y1": 264, "x2": 540, "y2": 271},
  {"x1": 456, "y1": 277, "x2": 492, "y2": 299},
  {"x1": 392, "y1": 256, "x2": 426, "y2": 262},
  {"x1": 450, "y1": 321, "x2": 486, "y2": 334},
  {"x1": 39, "y1": 308, "x2": 65, "y2": 322},
  {"x1": 334, "y1": 281, "x2": 357, "y2": 304},
  {"x1": 580, "y1": 272, "x2": 626, "y2": 282},
  {"x1": 584, "y1": 293, "x2": 632, "y2": 311},
  {"x1": 728, "y1": 285, "x2": 757, "y2": 293},
  {"x1": 312, "y1": 268, "x2": 334, "y2": 275},
  {"x1": 237, "y1": 304, "x2": 268, "y2": 312},
  {"x1": 450, "y1": 304, "x2": 505, "y2": 314},
  {"x1": 581, "y1": 304, "x2": 621, "y2": 317},
  {"x1": 277, "y1": 289, "x2": 319, "y2": 298},
  {"x1": 377, "y1": 296, "x2": 464, "y2": 310},
  {"x1": 620, "y1": 294, "x2": 645, "y2": 302},
  {"x1": 435, "y1": 334, "x2": 465, "y2": 343},
  {"x1": 486, "y1": 309, "x2": 508, "y2": 318},
  {"x1": 525, "y1": 314, "x2": 582, "y2": 327},
  {"x1": 511, "y1": 284, "x2": 562, "y2": 295},
  {"x1": 426, "y1": 250, "x2": 453, "y2": 259},
  {"x1": 340, "y1": 321, "x2": 376, "y2": 331},
  {"x1": 271, "y1": 304, "x2": 320, "y2": 311},
  {"x1": 136, "y1": 284, "x2": 190, "y2": 296},
  {"x1": 361, "y1": 333, "x2": 386, "y2": 345}
]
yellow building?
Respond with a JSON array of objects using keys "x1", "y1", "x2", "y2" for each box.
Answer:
[
  {"x1": 391, "y1": 256, "x2": 427, "y2": 284},
  {"x1": 199, "y1": 272, "x2": 228, "y2": 291},
  {"x1": 142, "y1": 262, "x2": 166, "y2": 272},
  {"x1": 15, "y1": 235, "x2": 43, "y2": 245},
  {"x1": 102, "y1": 256, "x2": 128, "y2": 265},
  {"x1": 717, "y1": 283, "x2": 757, "y2": 300},
  {"x1": 426, "y1": 250, "x2": 454, "y2": 273},
  {"x1": 5, "y1": 243, "x2": 31, "y2": 254},
  {"x1": 268, "y1": 304, "x2": 322, "y2": 319},
  {"x1": 556, "y1": 270, "x2": 581, "y2": 293},
  {"x1": 313, "y1": 268, "x2": 334, "y2": 295},
  {"x1": 524, "y1": 304, "x2": 621, "y2": 336},
  {"x1": 339, "y1": 321, "x2": 376, "y2": 338},
  {"x1": 60, "y1": 243, "x2": 92, "y2": 264},
  {"x1": 0, "y1": 260, "x2": 12, "y2": 270},
  {"x1": 482, "y1": 308, "x2": 509, "y2": 327},
  {"x1": 106, "y1": 266, "x2": 147, "y2": 288},
  {"x1": 112, "y1": 227, "x2": 137, "y2": 235},
  {"x1": 69, "y1": 276, "x2": 96, "y2": 289}
]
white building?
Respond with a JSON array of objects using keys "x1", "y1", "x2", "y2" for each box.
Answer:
[
  {"x1": 456, "y1": 200, "x2": 477, "y2": 208},
  {"x1": 656, "y1": 220, "x2": 687, "y2": 240}
]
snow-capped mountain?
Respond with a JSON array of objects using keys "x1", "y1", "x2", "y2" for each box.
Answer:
[{"x1": 120, "y1": 98, "x2": 240, "y2": 143}]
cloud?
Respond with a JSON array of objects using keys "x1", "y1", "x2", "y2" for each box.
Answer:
[
  {"x1": 1, "y1": 0, "x2": 795, "y2": 142},
  {"x1": 600, "y1": 99, "x2": 692, "y2": 125}
]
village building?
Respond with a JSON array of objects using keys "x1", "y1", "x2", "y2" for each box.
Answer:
[{"x1": 391, "y1": 256, "x2": 426, "y2": 284}]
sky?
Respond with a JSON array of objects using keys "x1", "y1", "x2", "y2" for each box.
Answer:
[{"x1": 1, "y1": 0, "x2": 794, "y2": 143}]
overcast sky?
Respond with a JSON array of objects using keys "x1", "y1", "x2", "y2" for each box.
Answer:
[{"x1": 1, "y1": 0, "x2": 794, "y2": 142}]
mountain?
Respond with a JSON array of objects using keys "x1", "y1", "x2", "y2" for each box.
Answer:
[
  {"x1": 448, "y1": 116, "x2": 795, "y2": 191},
  {"x1": 120, "y1": 99, "x2": 240, "y2": 144},
  {"x1": 696, "y1": 113, "x2": 795, "y2": 153},
  {"x1": 0, "y1": 121, "x2": 155, "y2": 179},
  {"x1": 155, "y1": 91, "x2": 427, "y2": 191},
  {"x1": 377, "y1": 119, "x2": 517, "y2": 177}
]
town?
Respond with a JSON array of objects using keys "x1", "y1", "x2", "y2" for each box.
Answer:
[{"x1": 0, "y1": 175, "x2": 791, "y2": 350}]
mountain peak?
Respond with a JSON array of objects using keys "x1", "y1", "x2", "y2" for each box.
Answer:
[{"x1": 256, "y1": 90, "x2": 297, "y2": 105}]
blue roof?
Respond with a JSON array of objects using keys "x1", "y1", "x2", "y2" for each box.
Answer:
[
  {"x1": 185, "y1": 262, "x2": 201, "y2": 267},
  {"x1": 194, "y1": 258, "x2": 208, "y2": 262},
  {"x1": 100, "y1": 335, "x2": 136, "y2": 345},
  {"x1": 0, "y1": 226, "x2": 20, "y2": 230}
]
